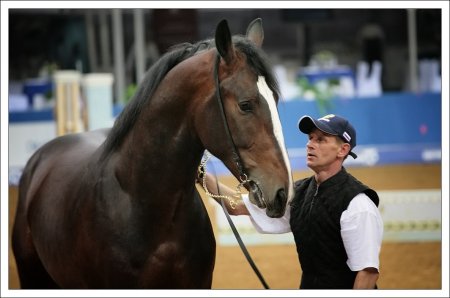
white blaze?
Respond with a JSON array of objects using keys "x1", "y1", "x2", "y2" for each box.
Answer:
[{"x1": 257, "y1": 76, "x2": 294, "y2": 202}]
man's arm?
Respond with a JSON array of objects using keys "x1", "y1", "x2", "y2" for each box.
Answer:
[
  {"x1": 197, "y1": 172, "x2": 249, "y2": 215},
  {"x1": 353, "y1": 267, "x2": 379, "y2": 289}
]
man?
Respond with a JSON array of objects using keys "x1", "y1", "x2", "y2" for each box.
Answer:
[{"x1": 198, "y1": 114, "x2": 383, "y2": 289}]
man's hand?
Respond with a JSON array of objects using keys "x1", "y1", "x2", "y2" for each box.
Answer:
[
  {"x1": 353, "y1": 267, "x2": 379, "y2": 289},
  {"x1": 196, "y1": 173, "x2": 250, "y2": 216}
]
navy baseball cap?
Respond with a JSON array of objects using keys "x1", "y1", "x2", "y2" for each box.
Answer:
[{"x1": 298, "y1": 114, "x2": 357, "y2": 159}]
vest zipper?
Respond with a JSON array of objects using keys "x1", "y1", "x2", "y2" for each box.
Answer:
[{"x1": 309, "y1": 184, "x2": 319, "y2": 214}]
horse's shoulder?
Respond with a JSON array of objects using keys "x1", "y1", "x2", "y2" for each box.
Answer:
[
  {"x1": 22, "y1": 129, "x2": 109, "y2": 180},
  {"x1": 44, "y1": 128, "x2": 109, "y2": 154}
]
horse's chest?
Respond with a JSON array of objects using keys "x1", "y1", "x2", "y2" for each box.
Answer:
[{"x1": 134, "y1": 237, "x2": 215, "y2": 288}]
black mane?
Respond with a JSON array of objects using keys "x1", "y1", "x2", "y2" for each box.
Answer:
[{"x1": 101, "y1": 35, "x2": 279, "y2": 158}]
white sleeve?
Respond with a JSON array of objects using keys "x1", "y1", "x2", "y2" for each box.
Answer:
[
  {"x1": 340, "y1": 193, "x2": 383, "y2": 271},
  {"x1": 242, "y1": 194, "x2": 291, "y2": 234}
]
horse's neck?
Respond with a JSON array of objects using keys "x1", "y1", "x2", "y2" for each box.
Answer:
[
  {"x1": 110, "y1": 52, "x2": 212, "y2": 204},
  {"x1": 113, "y1": 97, "x2": 203, "y2": 200}
]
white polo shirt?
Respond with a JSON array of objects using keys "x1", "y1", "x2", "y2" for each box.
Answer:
[{"x1": 242, "y1": 193, "x2": 383, "y2": 271}]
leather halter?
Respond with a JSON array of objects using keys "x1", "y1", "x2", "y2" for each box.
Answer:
[{"x1": 213, "y1": 53, "x2": 248, "y2": 183}]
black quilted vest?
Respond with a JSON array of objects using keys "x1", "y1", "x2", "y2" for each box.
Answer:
[{"x1": 289, "y1": 167, "x2": 379, "y2": 289}]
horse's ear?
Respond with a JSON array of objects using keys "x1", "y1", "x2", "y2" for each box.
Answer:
[
  {"x1": 215, "y1": 19, "x2": 235, "y2": 64},
  {"x1": 246, "y1": 18, "x2": 264, "y2": 48}
]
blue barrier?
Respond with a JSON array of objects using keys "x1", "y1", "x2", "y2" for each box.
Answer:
[
  {"x1": 278, "y1": 92, "x2": 441, "y2": 148},
  {"x1": 9, "y1": 91, "x2": 442, "y2": 174}
]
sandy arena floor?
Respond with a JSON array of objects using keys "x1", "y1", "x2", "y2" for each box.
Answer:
[{"x1": 7, "y1": 164, "x2": 442, "y2": 290}]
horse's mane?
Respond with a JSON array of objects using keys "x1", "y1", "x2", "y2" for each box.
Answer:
[{"x1": 101, "y1": 35, "x2": 279, "y2": 157}]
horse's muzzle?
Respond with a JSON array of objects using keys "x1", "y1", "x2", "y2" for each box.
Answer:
[
  {"x1": 265, "y1": 188, "x2": 287, "y2": 218},
  {"x1": 248, "y1": 180, "x2": 287, "y2": 218}
]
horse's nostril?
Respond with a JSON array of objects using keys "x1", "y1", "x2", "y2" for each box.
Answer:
[
  {"x1": 277, "y1": 188, "x2": 286, "y2": 201},
  {"x1": 266, "y1": 188, "x2": 288, "y2": 218},
  {"x1": 274, "y1": 188, "x2": 287, "y2": 209}
]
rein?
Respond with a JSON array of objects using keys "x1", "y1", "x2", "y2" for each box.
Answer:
[
  {"x1": 208, "y1": 53, "x2": 270, "y2": 289},
  {"x1": 199, "y1": 152, "x2": 270, "y2": 289}
]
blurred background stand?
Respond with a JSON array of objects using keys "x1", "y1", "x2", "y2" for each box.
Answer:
[
  {"x1": 53, "y1": 70, "x2": 83, "y2": 136},
  {"x1": 82, "y1": 73, "x2": 114, "y2": 130},
  {"x1": 356, "y1": 61, "x2": 383, "y2": 98}
]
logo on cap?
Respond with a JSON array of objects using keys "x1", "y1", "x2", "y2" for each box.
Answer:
[
  {"x1": 318, "y1": 114, "x2": 335, "y2": 122},
  {"x1": 342, "y1": 131, "x2": 351, "y2": 142}
]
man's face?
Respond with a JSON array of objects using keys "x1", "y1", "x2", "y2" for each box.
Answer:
[{"x1": 305, "y1": 128, "x2": 345, "y2": 172}]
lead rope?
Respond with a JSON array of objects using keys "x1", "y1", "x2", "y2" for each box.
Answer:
[
  {"x1": 198, "y1": 151, "x2": 270, "y2": 289},
  {"x1": 198, "y1": 151, "x2": 243, "y2": 209}
]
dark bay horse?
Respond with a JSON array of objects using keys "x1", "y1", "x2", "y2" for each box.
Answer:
[{"x1": 12, "y1": 18, "x2": 294, "y2": 289}]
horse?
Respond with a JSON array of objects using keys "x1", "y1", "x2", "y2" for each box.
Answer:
[{"x1": 12, "y1": 18, "x2": 294, "y2": 289}]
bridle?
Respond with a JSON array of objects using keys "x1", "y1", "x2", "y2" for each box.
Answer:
[
  {"x1": 213, "y1": 53, "x2": 249, "y2": 185},
  {"x1": 199, "y1": 52, "x2": 270, "y2": 289}
]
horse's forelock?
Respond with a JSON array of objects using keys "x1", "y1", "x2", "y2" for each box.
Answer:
[{"x1": 233, "y1": 37, "x2": 280, "y2": 101}]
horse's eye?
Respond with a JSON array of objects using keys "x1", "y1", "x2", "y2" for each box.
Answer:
[{"x1": 239, "y1": 101, "x2": 253, "y2": 112}]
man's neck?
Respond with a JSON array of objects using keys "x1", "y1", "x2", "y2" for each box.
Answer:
[{"x1": 313, "y1": 163, "x2": 343, "y2": 185}]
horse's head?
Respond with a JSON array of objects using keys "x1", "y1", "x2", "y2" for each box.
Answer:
[{"x1": 196, "y1": 19, "x2": 294, "y2": 218}]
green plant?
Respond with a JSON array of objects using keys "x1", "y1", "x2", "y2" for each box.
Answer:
[
  {"x1": 297, "y1": 77, "x2": 338, "y2": 115},
  {"x1": 124, "y1": 84, "x2": 138, "y2": 103}
]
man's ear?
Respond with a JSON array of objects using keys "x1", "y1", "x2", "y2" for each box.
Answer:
[{"x1": 338, "y1": 143, "x2": 351, "y2": 158}]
